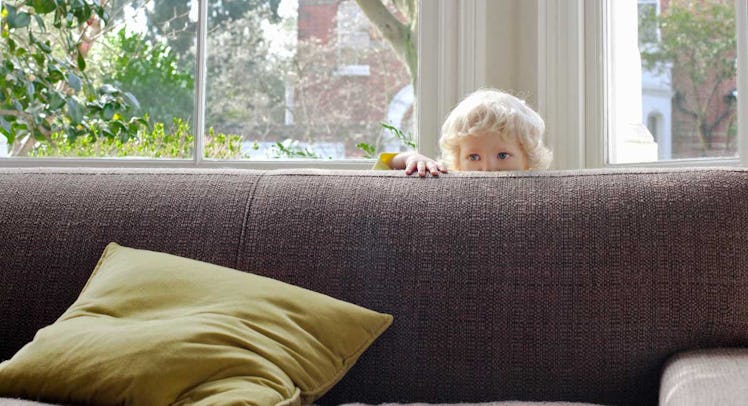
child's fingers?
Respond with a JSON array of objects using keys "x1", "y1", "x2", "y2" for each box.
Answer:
[
  {"x1": 417, "y1": 161, "x2": 427, "y2": 177},
  {"x1": 437, "y1": 162, "x2": 448, "y2": 173},
  {"x1": 405, "y1": 160, "x2": 417, "y2": 175},
  {"x1": 427, "y1": 161, "x2": 440, "y2": 177}
]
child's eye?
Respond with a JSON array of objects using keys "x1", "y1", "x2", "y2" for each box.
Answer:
[
  {"x1": 468, "y1": 153, "x2": 480, "y2": 161},
  {"x1": 497, "y1": 152, "x2": 511, "y2": 160}
]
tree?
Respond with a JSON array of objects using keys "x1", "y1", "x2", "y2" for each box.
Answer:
[
  {"x1": 641, "y1": 0, "x2": 737, "y2": 153},
  {"x1": 355, "y1": 0, "x2": 416, "y2": 90},
  {"x1": 142, "y1": 0, "x2": 282, "y2": 68},
  {"x1": 1, "y1": 0, "x2": 142, "y2": 156},
  {"x1": 205, "y1": 6, "x2": 287, "y2": 138},
  {"x1": 91, "y1": 29, "x2": 195, "y2": 125}
]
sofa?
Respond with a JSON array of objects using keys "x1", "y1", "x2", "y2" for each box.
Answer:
[{"x1": 0, "y1": 166, "x2": 747, "y2": 406}]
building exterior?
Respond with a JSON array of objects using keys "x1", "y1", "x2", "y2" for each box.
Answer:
[
  {"x1": 640, "y1": 0, "x2": 737, "y2": 160},
  {"x1": 294, "y1": 0, "x2": 413, "y2": 155}
]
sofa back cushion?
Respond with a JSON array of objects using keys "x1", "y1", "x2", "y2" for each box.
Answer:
[{"x1": 1, "y1": 167, "x2": 747, "y2": 406}]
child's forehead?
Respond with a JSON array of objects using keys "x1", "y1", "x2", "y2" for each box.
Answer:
[
  {"x1": 457, "y1": 131, "x2": 522, "y2": 148},
  {"x1": 461, "y1": 129, "x2": 519, "y2": 143}
]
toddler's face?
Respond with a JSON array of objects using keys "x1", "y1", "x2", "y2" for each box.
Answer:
[{"x1": 455, "y1": 131, "x2": 528, "y2": 171}]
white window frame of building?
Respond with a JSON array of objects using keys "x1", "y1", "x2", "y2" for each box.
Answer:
[
  {"x1": 1, "y1": 0, "x2": 482, "y2": 169},
  {"x1": 539, "y1": 0, "x2": 748, "y2": 169},
  {"x1": 335, "y1": 0, "x2": 371, "y2": 77},
  {"x1": 637, "y1": 0, "x2": 660, "y2": 45}
]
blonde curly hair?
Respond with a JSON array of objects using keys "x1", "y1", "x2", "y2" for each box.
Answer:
[{"x1": 439, "y1": 89, "x2": 552, "y2": 171}]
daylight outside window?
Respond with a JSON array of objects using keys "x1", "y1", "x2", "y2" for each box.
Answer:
[
  {"x1": 608, "y1": 0, "x2": 738, "y2": 164},
  {"x1": 0, "y1": 0, "x2": 416, "y2": 161}
]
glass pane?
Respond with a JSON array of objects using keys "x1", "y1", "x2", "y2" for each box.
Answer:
[
  {"x1": 608, "y1": 0, "x2": 738, "y2": 163},
  {"x1": 203, "y1": 0, "x2": 413, "y2": 160},
  {"x1": 0, "y1": 0, "x2": 196, "y2": 159}
]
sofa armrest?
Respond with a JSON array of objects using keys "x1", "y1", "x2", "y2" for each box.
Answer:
[{"x1": 660, "y1": 349, "x2": 748, "y2": 406}]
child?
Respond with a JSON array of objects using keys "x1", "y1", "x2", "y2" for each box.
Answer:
[{"x1": 376, "y1": 88, "x2": 552, "y2": 176}]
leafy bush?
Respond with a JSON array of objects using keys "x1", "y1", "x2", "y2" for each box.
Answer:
[
  {"x1": 1, "y1": 0, "x2": 142, "y2": 155},
  {"x1": 91, "y1": 29, "x2": 194, "y2": 125},
  {"x1": 29, "y1": 118, "x2": 245, "y2": 159}
]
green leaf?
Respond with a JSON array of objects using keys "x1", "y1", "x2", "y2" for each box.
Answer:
[
  {"x1": 99, "y1": 84, "x2": 117, "y2": 94},
  {"x1": 39, "y1": 40, "x2": 52, "y2": 53},
  {"x1": 26, "y1": 81, "x2": 35, "y2": 100},
  {"x1": 34, "y1": 14, "x2": 46, "y2": 30},
  {"x1": 102, "y1": 104, "x2": 114, "y2": 120},
  {"x1": 3, "y1": 4, "x2": 18, "y2": 25},
  {"x1": 123, "y1": 92, "x2": 140, "y2": 109},
  {"x1": 47, "y1": 67, "x2": 64, "y2": 83},
  {"x1": 355, "y1": 142, "x2": 376, "y2": 159},
  {"x1": 53, "y1": 8, "x2": 63, "y2": 28},
  {"x1": 7, "y1": 38, "x2": 17, "y2": 53},
  {"x1": 48, "y1": 91, "x2": 65, "y2": 109},
  {"x1": 66, "y1": 72, "x2": 81, "y2": 92},
  {"x1": 67, "y1": 98, "x2": 82, "y2": 123},
  {"x1": 28, "y1": 0, "x2": 57, "y2": 14},
  {"x1": 76, "y1": 51, "x2": 86, "y2": 71},
  {"x1": 12, "y1": 12, "x2": 32, "y2": 28},
  {"x1": 30, "y1": 33, "x2": 52, "y2": 53},
  {"x1": 0, "y1": 116, "x2": 14, "y2": 145}
]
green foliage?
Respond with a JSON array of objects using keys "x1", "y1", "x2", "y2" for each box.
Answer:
[
  {"x1": 29, "y1": 117, "x2": 245, "y2": 159},
  {"x1": 355, "y1": 122, "x2": 416, "y2": 158},
  {"x1": 91, "y1": 29, "x2": 194, "y2": 125},
  {"x1": 355, "y1": 142, "x2": 376, "y2": 159},
  {"x1": 640, "y1": 0, "x2": 736, "y2": 150},
  {"x1": 205, "y1": 7, "x2": 287, "y2": 130},
  {"x1": 641, "y1": 1, "x2": 736, "y2": 84},
  {"x1": 380, "y1": 121, "x2": 416, "y2": 149},
  {"x1": 269, "y1": 139, "x2": 321, "y2": 159},
  {"x1": 143, "y1": 0, "x2": 281, "y2": 67},
  {"x1": 1, "y1": 0, "x2": 141, "y2": 155}
]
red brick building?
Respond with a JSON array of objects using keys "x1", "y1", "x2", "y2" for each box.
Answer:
[
  {"x1": 660, "y1": 0, "x2": 738, "y2": 157},
  {"x1": 292, "y1": 0, "x2": 412, "y2": 154}
]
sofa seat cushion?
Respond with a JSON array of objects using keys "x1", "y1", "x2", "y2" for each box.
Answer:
[
  {"x1": 660, "y1": 348, "x2": 748, "y2": 406},
  {"x1": 0, "y1": 243, "x2": 392, "y2": 406}
]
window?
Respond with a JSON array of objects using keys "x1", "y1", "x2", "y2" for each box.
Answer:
[
  {"x1": 336, "y1": 0, "x2": 371, "y2": 74},
  {"x1": 647, "y1": 113, "x2": 659, "y2": 141},
  {"x1": 0, "y1": 0, "x2": 422, "y2": 166},
  {"x1": 611, "y1": 0, "x2": 739, "y2": 164},
  {"x1": 540, "y1": 0, "x2": 747, "y2": 168},
  {"x1": 638, "y1": 0, "x2": 659, "y2": 45}
]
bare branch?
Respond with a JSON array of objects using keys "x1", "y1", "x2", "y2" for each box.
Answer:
[{"x1": 355, "y1": 0, "x2": 416, "y2": 86}]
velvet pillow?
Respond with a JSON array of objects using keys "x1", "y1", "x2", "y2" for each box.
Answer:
[{"x1": 0, "y1": 243, "x2": 392, "y2": 406}]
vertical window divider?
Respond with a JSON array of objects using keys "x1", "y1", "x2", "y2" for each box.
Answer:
[
  {"x1": 193, "y1": 0, "x2": 209, "y2": 166},
  {"x1": 537, "y1": 0, "x2": 586, "y2": 170},
  {"x1": 584, "y1": 0, "x2": 608, "y2": 168}
]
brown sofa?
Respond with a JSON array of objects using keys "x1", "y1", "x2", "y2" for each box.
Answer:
[{"x1": 1, "y1": 167, "x2": 747, "y2": 406}]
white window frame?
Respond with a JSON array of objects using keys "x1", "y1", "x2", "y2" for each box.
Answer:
[
  {"x1": 539, "y1": 0, "x2": 748, "y2": 170},
  {"x1": 1, "y1": 0, "x2": 483, "y2": 169}
]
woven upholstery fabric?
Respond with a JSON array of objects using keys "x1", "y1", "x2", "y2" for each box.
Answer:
[
  {"x1": 2, "y1": 167, "x2": 748, "y2": 406},
  {"x1": 0, "y1": 168, "x2": 262, "y2": 363},
  {"x1": 238, "y1": 168, "x2": 748, "y2": 405},
  {"x1": 659, "y1": 348, "x2": 748, "y2": 406}
]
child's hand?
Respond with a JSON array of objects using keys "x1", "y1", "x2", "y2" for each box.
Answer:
[{"x1": 393, "y1": 152, "x2": 447, "y2": 178}]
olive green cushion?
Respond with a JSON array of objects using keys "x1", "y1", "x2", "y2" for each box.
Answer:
[{"x1": 0, "y1": 243, "x2": 392, "y2": 406}]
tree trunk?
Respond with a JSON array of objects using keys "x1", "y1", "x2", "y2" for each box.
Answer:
[{"x1": 355, "y1": 0, "x2": 417, "y2": 92}]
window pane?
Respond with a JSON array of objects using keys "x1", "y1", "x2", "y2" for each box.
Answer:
[
  {"x1": 0, "y1": 0, "x2": 196, "y2": 159},
  {"x1": 609, "y1": 0, "x2": 738, "y2": 163},
  {"x1": 203, "y1": 0, "x2": 413, "y2": 160}
]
